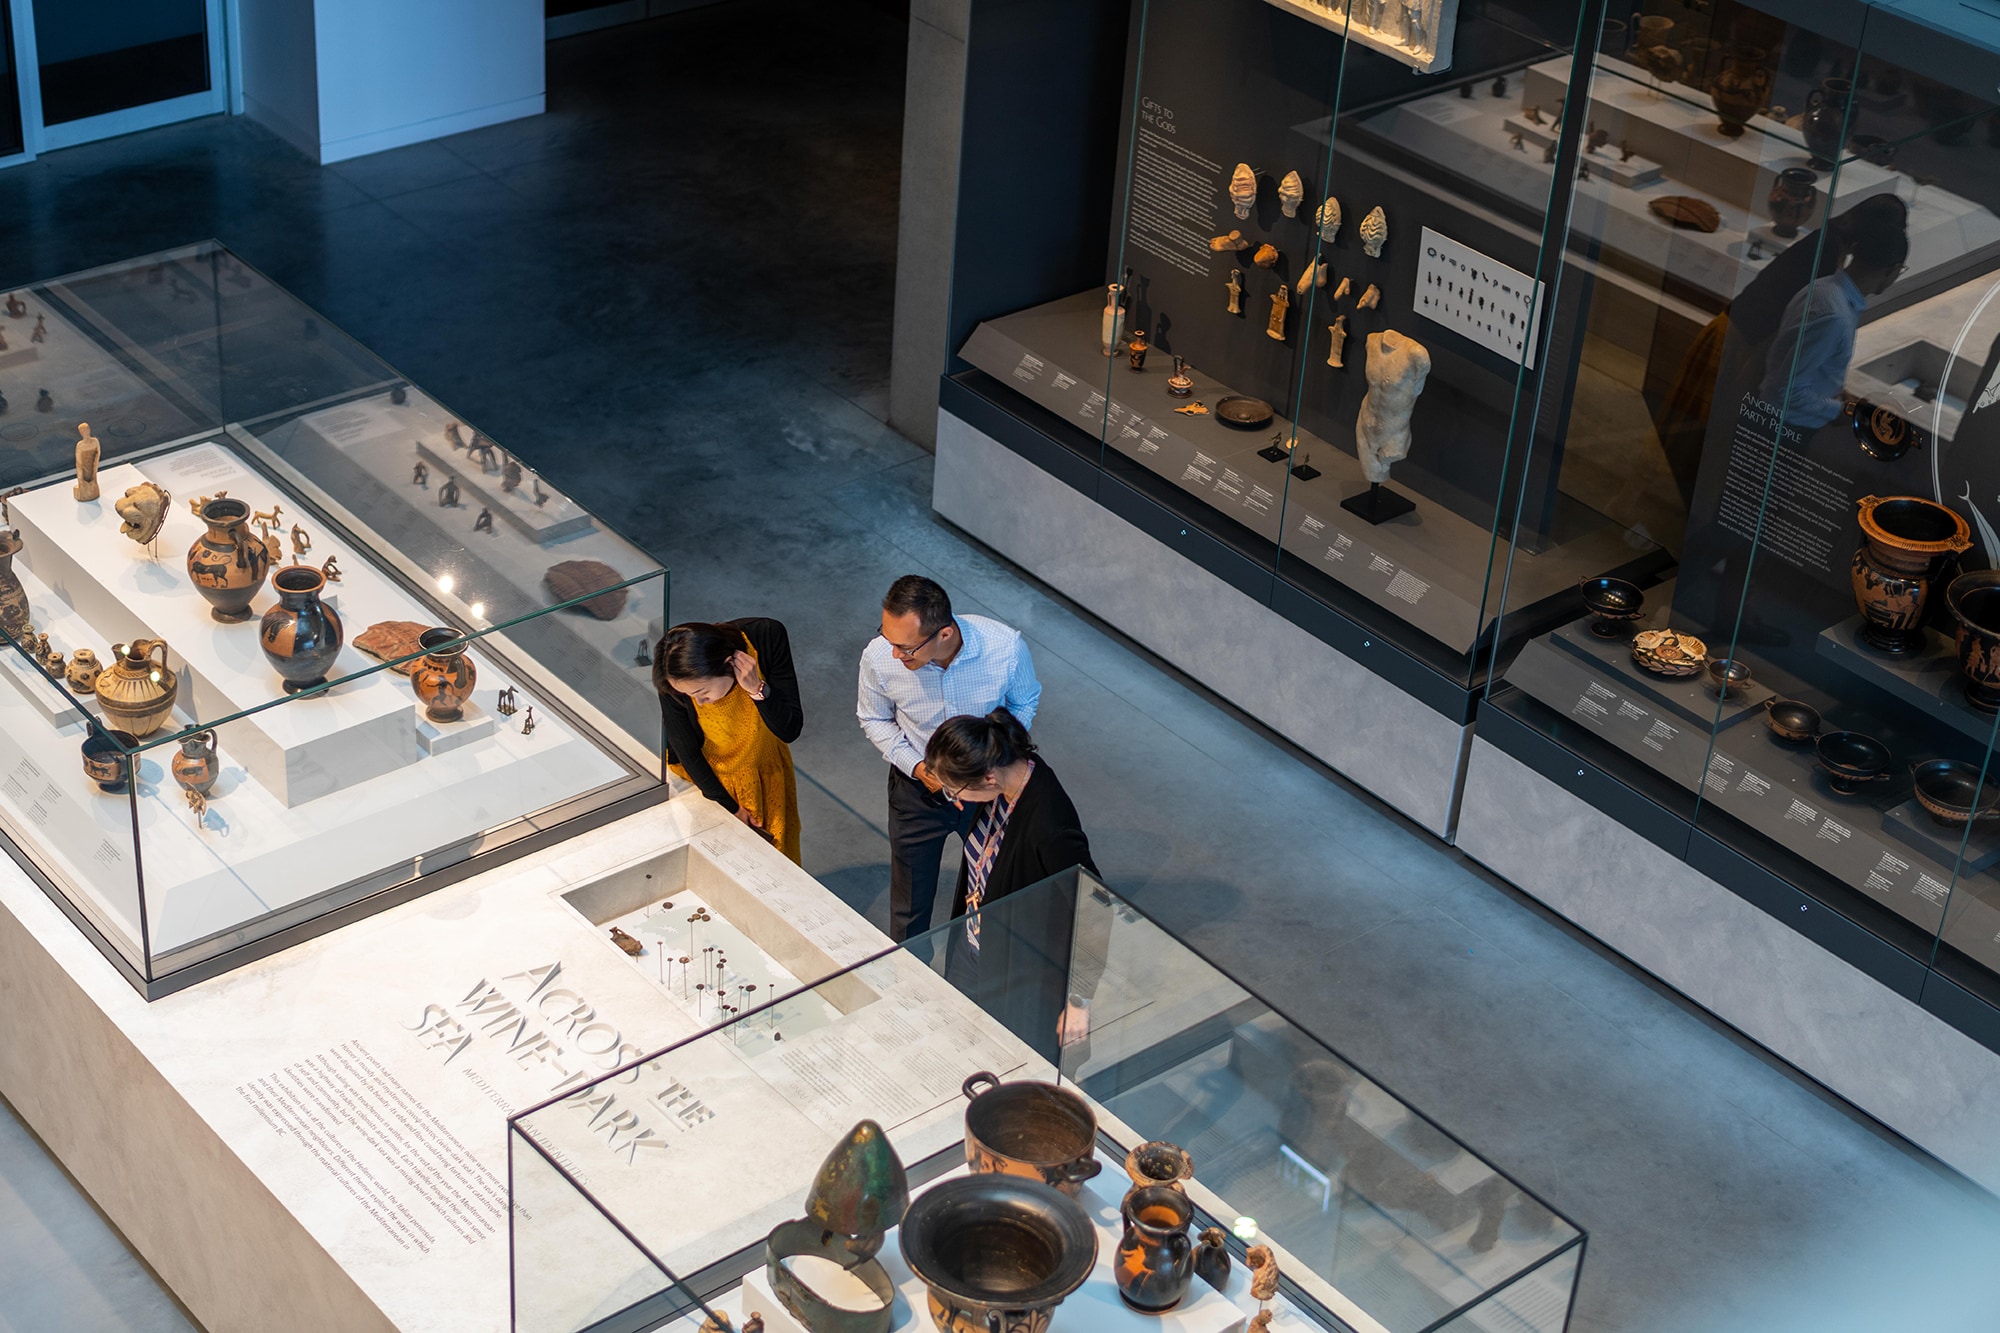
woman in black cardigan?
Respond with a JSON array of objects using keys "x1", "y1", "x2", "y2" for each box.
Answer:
[
  {"x1": 654, "y1": 619, "x2": 804, "y2": 862},
  {"x1": 925, "y1": 709, "x2": 1104, "y2": 1060}
]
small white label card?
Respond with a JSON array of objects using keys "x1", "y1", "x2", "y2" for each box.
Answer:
[{"x1": 1416, "y1": 226, "x2": 1544, "y2": 369}]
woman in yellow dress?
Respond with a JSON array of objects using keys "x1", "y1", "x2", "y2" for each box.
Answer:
[{"x1": 654, "y1": 619, "x2": 803, "y2": 863}]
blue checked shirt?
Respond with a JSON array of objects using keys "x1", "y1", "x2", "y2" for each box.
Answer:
[{"x1": 857, "y1": 614, "x2": 1041, "y2": 777}]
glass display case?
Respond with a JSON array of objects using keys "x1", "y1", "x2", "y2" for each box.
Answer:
[
  {"x1": 509, "y1": 869, "x2": 1586, "y2": 1333},
  {"x1": 948, "y1": 0, "x2": 1668, "y2": 701},
  {"x1": 1481, "y1": 3, "x2": 2000, "y2": 1031},
  {"x1": 0, "y1": 243, "x2": 668, "y2": 997}
]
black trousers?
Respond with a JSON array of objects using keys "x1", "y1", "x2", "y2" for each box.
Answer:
[{"x1": 887, "y1": 766, "x2": 977, "y2": 941}]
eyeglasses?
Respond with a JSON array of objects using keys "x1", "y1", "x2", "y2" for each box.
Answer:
[{"x1": 883, "y1": 624, "x2": 943, "y2": 659}]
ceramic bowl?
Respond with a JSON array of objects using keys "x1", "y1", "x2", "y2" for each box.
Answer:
[
  {"x1": 1763, "y1": 698, "x2": 1821, "y2": 743},
  {"x1": 1910, "y1": 758, "x2": 2000, "y2": 827}
]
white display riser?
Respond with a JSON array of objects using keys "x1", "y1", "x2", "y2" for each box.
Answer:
[
  {"x1": 933, "y1": 408, "x2": 1469, "y2": 839},
  {"x1": 0, "y1": 797, "x2": 890, "y2": 1333},
  {"x1": 1456, "y1": 736, "x2": 2000, "y2": 1196}
]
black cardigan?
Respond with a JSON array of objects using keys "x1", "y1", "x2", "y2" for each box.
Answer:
[
  {"x1": 949, "y1": 758, "x2": 1097, "y2": 917},
  {"x1": 658, "y1": 617, "x2": 804, "y2": 813}
]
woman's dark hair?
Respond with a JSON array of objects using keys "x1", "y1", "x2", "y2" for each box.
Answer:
[
  {"x1": 925, "y1": 708, "x2": 1037, "y2": 787},
  {"x1": 883, "y1": 575, "x2": 953, "y2": 636},
  {"x1": 654, "y1": 622, "x2": 746, "y2": 694}
]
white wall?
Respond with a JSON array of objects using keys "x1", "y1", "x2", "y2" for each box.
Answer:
[{"x1": 237, "y1": 0, "x2": 543, "y2": 165}]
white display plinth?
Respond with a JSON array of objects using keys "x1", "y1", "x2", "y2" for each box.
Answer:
[
  {"x1": 414, "y1": 699, "x2": 495, "y2": 755},
  {"x1": 12, "y1": 448, "x2": 417, "y2": 806}
]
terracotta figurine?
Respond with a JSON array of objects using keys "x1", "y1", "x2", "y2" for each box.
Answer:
[
  {"x1": 1247, "y1": 1244, "x2": 1279, "y2": 1303},
  {"x1": 1267, "y1": 284, "x2": 1290, "y2": 342},
  {"x1": 1226, "y1": 268, "x2": 1244, "y2": 315},
  {"x1": 1360, "y1": 206, "x2": 1388, "y2": 258},
  {"x1": 1356, "y1": 330, "x2": 1432, "y2": 484},
  {"x1": 1327, "y1": 316, "x2": 1348, "y2": 368},
  {"x1": 3, "y1": 293, "x2": 24, "y2": 318},
  {"x1": 321, "y1": 555, "x2": 343, "y2": 583},
  {"x1": 114, "y1": 482, "x2": 171, "y2": 546},
  {"x1": 1317, "y1": 197, "x2": 1341, "y2": 242},
  {"x1": 1230, "y1": 162, "x2": 1257, "y2": 219},
  {"x1": 31, "y1": 315, "x2": 46, "y2": 344},
  {"x1": 1357, "y1": 283, "x2": 1381, "y2": 310},
  {"x1": 1333, "y1": 276, "x2": 1351, "y2": 301},
  {"x1": 291, "y1": 524, "x2": 312, "y2": 556},
  {"x1": 1278, "y1": 170, "x2": 1305, "y2": 218},
  {"x1": 1252, "y1": 243, "x2": 1280, "y2": 269},
  {"x1": 73, "y1": 423, "x2": 100, "y2": 502},
  {"x1": 1210, "y1": 230, "x2": 1249, "y2": 253}
]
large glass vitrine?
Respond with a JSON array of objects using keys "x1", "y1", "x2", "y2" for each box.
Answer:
[
  {"x1": 950, "y1": 0, "x2": 1670, "y2": 703},
  {"x1": 0, "y1": 243, "x2": 668, "y2": 996},
  {"x1": 509, "y1": 869, "x2": 1586, "y2": 1333},
  {"x1": 1482, "y1": 3, "x2": 2000, "y2": 1032}
]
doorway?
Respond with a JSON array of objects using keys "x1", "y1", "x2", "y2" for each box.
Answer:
[{"x1": 2, "y1": 0, "x2": 229, "y2": 164}]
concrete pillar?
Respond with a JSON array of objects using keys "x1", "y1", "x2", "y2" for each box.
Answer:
[
  {"x1": 235, "y1": 0, "x2": 544, "y2": 165},
  {"x1": 888, "y1": 0, "x2": 971, "y2": 450}
]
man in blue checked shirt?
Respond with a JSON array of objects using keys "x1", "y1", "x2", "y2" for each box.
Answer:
[{"x1": 857, "y1": 575, "x2": 1042, "y2": 940}]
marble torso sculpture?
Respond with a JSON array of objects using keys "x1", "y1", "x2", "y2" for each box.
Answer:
[{"x1": 1355, "y1": 331, "x2": 1431, "y2": 482}]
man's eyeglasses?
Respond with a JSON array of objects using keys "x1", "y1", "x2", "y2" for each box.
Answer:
[{"x1": 883, "y1": 624, "x2": 943, "y2": 659}]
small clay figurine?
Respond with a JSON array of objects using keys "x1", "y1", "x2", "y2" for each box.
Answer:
[
  {"x1": 1210, "y1": 230, "x2": 1250, "y2": 253},
  {"x1": 186, "y1": 788, "x2": 208, "y2": 828},
  {"x1": 696, "y1": 1311, "x2": 732, "y2": 1333},
  {"x1": 252, "y1": 503, "x2": 283, "y2": 530},
  {"x1": 1226, "y1": 268, "x2": 1244, "y2": 316},
  {"x1": 290, "y1": 523, "x2": 312, "y2": 556},
  {"x1": 1248, "y1": 1313, "x2": 1273, "y2": 1333},
  {"x1": 473, "y1": 507, "x2": 495, "y2": 534},
  {"x1": 1247, "y1": 1244, "x2": 1280, "y2": 1302},
  {"x1": 445, "y1": 421, "x2": 466, "y2": 451},
  {"x1": 1333, "y1": 276, "x2": 1351, "y2": 301},
  {"x1": 1359, "y1": 206, "x2": 1388, "y2": 258},
  {"x1": 742, "y1": 1315, "x2": 764, "y2": 1333},
  {"x1": 610, "y1": 927, "x2": 644, "y2": 957},
  {"x1": 36, "y1": 388, "x2": 52, "y2": 413},
  {"x1": 1252, "y1": 243, "x2": 1280, "y2": 269},
  {"x1": 521, "y1": 706, "x2": 536, "y2": 736},
  {"x1": 3, "y1": 293, "x2": 24, "y2": 318},
  {"x1": 1278, "y1": 170, "x2": 1305, "y2": 218},
  {"x1": 1230, "y1": 162, "x2": 1257, "y2": 219},
  {"x1": 73, "y1": 423, "x2": 100, "y2": 502},
  {"x1": 1523, "y1": 104, "x2": 1544, "y2": 126},
  {"x1": 1127, "y1": 328, "x2": 1149, "y2": 370},
  {"x1": 1267, "y1": 284, "x2": 1290, "y2": 342},
  {"x1": 496, "y1": 685, "x2": 518, "y2": 716},
  {"x1": 531, "y1": 478, "x2": 551, "y2": 508},
  {"x1": 502, "y1": 458, "x2": 523, "y2": 493},
  {"x1": 1357, "y1": 283, "x2": 1381, "y2": 310},
  {"x1": 1317, "y1": 197, "x2": 1341, "y2": 243},
  {"x1": 320, "y1": 555, "x2": 343, "y2": 583},
  {"x1": 30, "y1": 315, "x2": 46, "y2": 344},
  {"x1": 412, "y1": 461, "x2": 428, "y2": 486},
  {"x1": 439, "y1": 478, "x2": 460, "y2": 508},
  {"x1": 1299, "y1": 258, "x2": 1328, "y2": 291},
  {"x1": 468, "y1": 434, "x2": 499, "y2": 470},
  {"x1": 1327, "y1": 315, "x2": 1348, "y2": 368},
  {"x1": 1173, "y1": 401, "x2": 1209, "y2": 415},
  {"x1": 114, "y1": 482, "x2": 172, "y2": 546}
]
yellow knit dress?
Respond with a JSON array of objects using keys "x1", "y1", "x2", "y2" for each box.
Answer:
[{"x1": 668, "y1": 645, "x2": 800, "y2": 864}]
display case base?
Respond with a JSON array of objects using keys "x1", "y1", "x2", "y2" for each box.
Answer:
[
  {"x1": 1458, "y1": 734, "x2": 2000, "y2": 1196},
  {"x1": 0, "y1": 796, "x2": 887, "y2": 1333}
]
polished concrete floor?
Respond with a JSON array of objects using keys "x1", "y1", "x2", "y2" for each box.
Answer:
[{"x1": 5, "y1": 5, "x2": 2000, "y2": 1332}]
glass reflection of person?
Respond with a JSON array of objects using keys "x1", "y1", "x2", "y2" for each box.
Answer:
[{"x1": 1757, "y1": 227, "x2": 1909, "y2": 431}]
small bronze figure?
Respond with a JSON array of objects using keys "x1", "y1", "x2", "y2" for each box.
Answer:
[
  {"x1": 3, "y1": 293, "x2": 24, "y2": 317},
  {"x1": 438, "y1": 477, "x2": 460, "y2": 508},
  {"x1": 412, "y1": 461, "x2": 428, "y2": 486},
  {"x1": 521, "y1": 706, "x2": 536, "y2": 735},
  {"x1": 502, "y1": 458, "x2": 523, "y2": 493},
  {"x1": 36, "y1": 388, "x2": 53, "y2": 413},
  {"x1": 31, "y1": 315, "x2": 46, "y2": 344},
  {"x1": 495, "y1": 685, "x2": 518, "y2": 716},
  {"x1": 531, "y1": 477, "x2": 551, "y2": 508},
  {"x1": 473, "y1": 507, "x2": 494, "y2": 534},
  {"x1": 445, "y1": 421, "x2": 466, "y2": 451}
]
